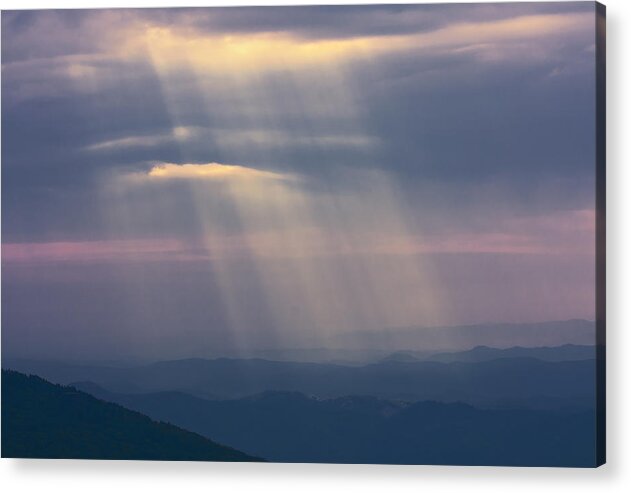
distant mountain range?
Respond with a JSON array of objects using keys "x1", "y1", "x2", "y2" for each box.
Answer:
[
  {"x1": 6, "y1": 352, "x2": 596, "y2": 409},
  {"x1": 1, "y1": 323, "x2": 601, "y2": 466},
  {"x1": 330, "y1": 319, "x2": 596, "y2": 351},
  {"x1": 249, "y1": 343, "x2": 596, "y2": 366},
  {"x1": 71, "y1": 381, "x2": 597, "y2": 467},
  {"x1": 2, "y1": 337, "x2": 601, "y2": 467},
  {"x1": 1, "y1": 370, "x2": 261, "y2": 462},
  {"x1": 383, "y1": 344, "x2": 596, "y2": 364},
  {"x1": 239, "y1": 321, "x2": 597, "y2": 364}
]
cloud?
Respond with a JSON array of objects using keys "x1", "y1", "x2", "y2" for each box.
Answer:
[
  {"x1": 84, "y1": 134, "x2": 169, "y2": 152},
  {"x1": 116, "y1": 12, "x2": 593, "y2": 77},
  {"x1": 1, "y1": 4, "x2": 597, "y2": 246},
  {"x1": 139, "y1": 162, "x2": 295, "y2": 183},
  {"x1": 1, "y1": 238, "x2": 192, "y2": 264},
  {"x1": 83, "y1": 127, "x2": 379, "y2": 154}
]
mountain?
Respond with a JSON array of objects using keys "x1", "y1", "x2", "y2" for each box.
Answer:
[
  {"x1": 382, "y1": 344, "x2": 597, "y2": 363},
  {"x1": 424, "y1": 344, "x2": 596, "y2": 363},
  {"x1": 72, "y1": 382, "x2": 598, "y2": 467},
  {"x1": 6, "y1": 356, "x2": 596, "y2": 409},
  {"x1": 381, "y1": 351, "x2": 422, "y2": 363},
  {"x1": 1, "y1": 370, "x2": 261, "y2": 462},
  {"x1": 248, "y1": 348, "x2": 393, "y2": 366},
  {"x1": 250, "y1": 343, "x2": 596, "y2": 366},
  {"x1": 331, "y1": 319, "x2": 596, "y2": 351}
]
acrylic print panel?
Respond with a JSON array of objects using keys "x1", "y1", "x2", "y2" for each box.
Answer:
[{"x1": 1, "y1": 2, "x2": 605, "y2": 467}]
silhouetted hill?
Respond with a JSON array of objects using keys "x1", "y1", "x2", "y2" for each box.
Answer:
[
  {"x1": 1, "y1": 370, "x2": 261, "y2": 461},
  {"x1": 8, "y1": 356, "x2": 595, "y2": 409},
  {"x1": 72, "y1": 382, "x2": 598, "y2": 466}
]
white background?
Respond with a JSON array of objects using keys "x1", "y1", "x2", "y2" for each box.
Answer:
[{"x1": 0, "y1": 0, "x2": 629, "y2": 491}]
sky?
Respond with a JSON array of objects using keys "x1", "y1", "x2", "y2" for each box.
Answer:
[{"x1": 1, "y1": 3, "x2": 599, "y2": 362}]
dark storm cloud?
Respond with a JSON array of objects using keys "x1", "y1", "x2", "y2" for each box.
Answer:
[
  {"x1": 1, "y1": 53, "x2": 181, "y2": 240},
  {"x1": 2, "y1": 3, "x2": 594, "y2": 59},
  {"x1": 128, "y1": 3, "x2": 594, "y2": 41},
  {"x1": 2, "y1": 3, "x2": 597, "y2": 243},
  {"x1": 358, "y1": 43, "x2": 595, "y2": 190}
]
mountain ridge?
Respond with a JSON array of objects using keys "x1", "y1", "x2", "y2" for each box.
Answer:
[
  {"x1": 70, "y1": 380, "x2": 597, "y2": 466},
  {"x1": 1, "y1": 370, "x2": 262, "y2": 462},
  {"x1": 6, "y1": 355, "x2": 596, "y2": 409}
]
